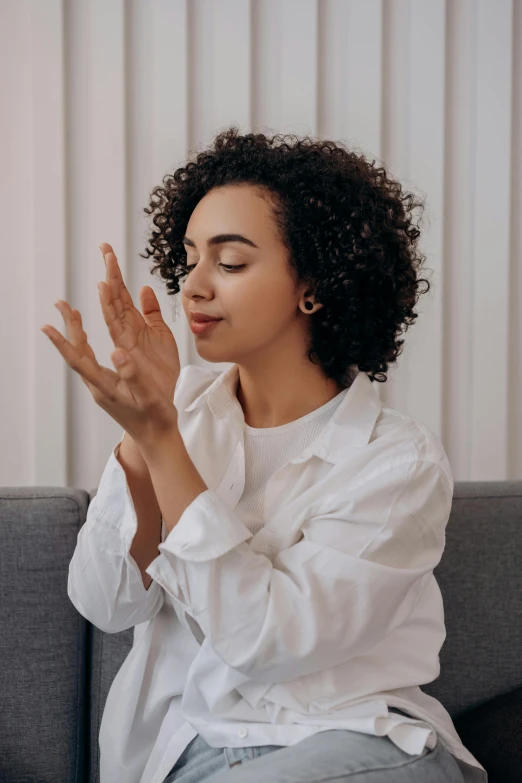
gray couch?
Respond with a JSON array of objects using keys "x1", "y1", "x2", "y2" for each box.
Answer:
[{"x1": 1, "y1": 480, "x2": 521, "y2": 783}]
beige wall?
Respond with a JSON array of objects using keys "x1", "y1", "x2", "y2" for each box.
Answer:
[{"x1": 2, "y1": 0, "x2": 521, "y2": 489}]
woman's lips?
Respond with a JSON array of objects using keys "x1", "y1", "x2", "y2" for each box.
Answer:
[{"x1": 190, "y1": 318, "x2": 223, "y2": 334}]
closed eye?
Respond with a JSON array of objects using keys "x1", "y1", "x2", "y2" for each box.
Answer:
[{"x1": 186, "y1": 264, "x2": 245, "y2": 272}]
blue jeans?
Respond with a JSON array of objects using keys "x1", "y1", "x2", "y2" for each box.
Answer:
[{"x1": 163, "y1": 709, "x2": 465, "y2": 782}]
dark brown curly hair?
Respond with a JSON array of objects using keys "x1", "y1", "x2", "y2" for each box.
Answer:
[{"x1": 139, "y1": 126, "x2": 432, "y2": 386}]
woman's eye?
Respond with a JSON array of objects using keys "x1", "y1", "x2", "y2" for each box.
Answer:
[{"x1": 186, "y1": 263, "x2": 244, "y2": 272}]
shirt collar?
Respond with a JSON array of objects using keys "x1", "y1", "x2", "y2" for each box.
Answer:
[{"x1": 183, "y1": 363, "x2": 382, "y2": 466}]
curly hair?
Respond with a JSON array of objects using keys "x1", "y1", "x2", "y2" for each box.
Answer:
[{"x1": 139, "y1": 125, "x2": 432, "y2": 386}]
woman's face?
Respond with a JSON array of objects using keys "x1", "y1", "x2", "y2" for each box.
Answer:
[{"x1": 181, "y1": 184, "x2": 312, "y2": 367}]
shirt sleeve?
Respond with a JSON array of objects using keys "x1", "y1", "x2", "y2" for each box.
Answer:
[
  {"x1": 145, "y1": 458, "x2": 452, "y2": 683},
  {"x1": 67, "y1": 435, "x2": 164, "y2": 634}
]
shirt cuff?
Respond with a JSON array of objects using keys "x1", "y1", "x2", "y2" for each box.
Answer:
[
  {"x1": 156, "y1": 488, "x2": 253, "y2": 562},
  {"x1": 144, "y1": 489, "x2": 255, "y2": 616}
]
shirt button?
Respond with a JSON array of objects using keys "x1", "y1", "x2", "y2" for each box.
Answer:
[{"x1": 238, "y1": 727, "x2": 248, "y2": 738}]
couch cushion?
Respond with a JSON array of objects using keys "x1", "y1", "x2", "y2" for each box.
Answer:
[{"x1": 0, "y1": 487, "x2": 91, "y2": 783}]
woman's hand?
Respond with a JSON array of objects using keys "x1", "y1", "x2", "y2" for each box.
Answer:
[
  {"x1": 97, "y1": 242, "x2": 180, "y2": 400},
  {"x1": 39, "y1": 242, "x2": 181, "y2": 450}
]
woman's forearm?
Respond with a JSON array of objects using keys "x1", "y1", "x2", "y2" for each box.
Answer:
[
  {"x1": 140, "y1": 429, "x2": 208, "y2": 537},
  {"x1": 116, "y1": 432, "x2": 162, "y2": 590}
]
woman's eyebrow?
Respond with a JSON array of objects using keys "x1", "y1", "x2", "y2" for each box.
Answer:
[{"x1": 182, "y1": 233, "x2": 259, "y2": 249}]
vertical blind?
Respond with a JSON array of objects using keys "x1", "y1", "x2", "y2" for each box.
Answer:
[{"x1": 1, "y1": 0, "x2": 520, "y2": 489}]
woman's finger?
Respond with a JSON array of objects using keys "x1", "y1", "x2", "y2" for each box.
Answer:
[
  {"x1": 97, "y1": 279, "x2": 126, "y2": 346},
  {"x1": 99, "y1": 244, "x2": 136, "y2": 320},
  {"x1": 52, "y1": 300, "x2": 100, "y2": 395},
  {"x1": 40, "y1": 321, "x2": 117, "y2": 402},
  {"x1": 97, "y1": 282, "x2": 154, "y2": 376},
  {"x1": 53, "y1": 301, "x2": 95, "y2": 357}
]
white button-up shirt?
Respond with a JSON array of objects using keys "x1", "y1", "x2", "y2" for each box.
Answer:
[{"x1": 68, "y1": 363, "x2": 487, "y2": 783}]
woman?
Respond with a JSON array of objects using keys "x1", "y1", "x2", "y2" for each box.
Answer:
[
  {"x1": 141, "y1": 128, "x2": 475, "y2": 782},
  {"x1": 57, "y1": 128, "x2": 487, "y2": 783}
]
